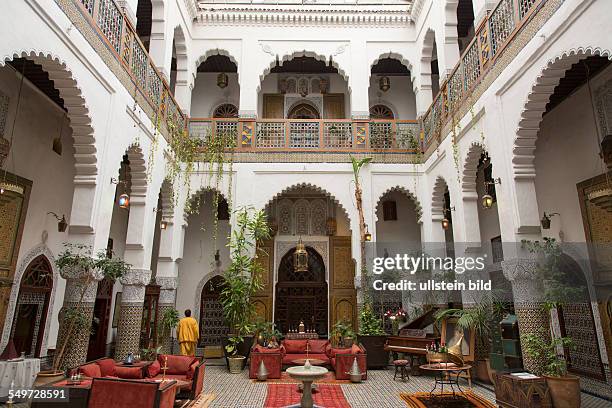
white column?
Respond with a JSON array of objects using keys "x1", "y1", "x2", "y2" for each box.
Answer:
[
  {"x1": 239, "y1": 38, "x2": 259, "y2": 118},
  {"x1": 349, "y1": 39, "x2": 370, "y2": 119},
  {"x1": 149, "y1": 2, "x2": 172, "y2": 81},
  {"x1": 471, "y1": 0, "x2": 498, "y2": 23}
]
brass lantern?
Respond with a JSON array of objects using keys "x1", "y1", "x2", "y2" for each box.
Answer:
[
  {"x1": 293, "y1": 238, "x2": 308, "y2": 272},
  {"x1": 441, "y1": 217, "x2": 450, "y2": 230},
  {"x1": 217, "y1": 73, "x2": 229, "y2": 89},
  {"x1": 118, "y1": 193, "x2": 130, "y2": 209},
  {"x1": 482, "y1": 194, "x2": 494, "y2": 209},
  {"x1": 379, "y1": 76, "x2": 390, "y2": 92}
]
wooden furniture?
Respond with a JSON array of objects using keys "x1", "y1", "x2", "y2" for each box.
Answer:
[
  {"x1": 285, "y1": 332, "x2": 318, "y2": 340},
  {"x1": 384, "y1": 308, "x2": 440, "y2": 373},
  {"x1": 494, "y1": 372, "x2": 552, "y2": 408},
  {"x1": 420, "y1": 363, "x2": 472, "y2": 398},
  {"x1": 140, "y1": 284, "x2": 160, "y2": 349},
  {"x1": 31, "y1": 378, "x2": 91, "y2": 408},
  {"x1": 393, "y1": 359, "x2": 409, "y2": 381}
]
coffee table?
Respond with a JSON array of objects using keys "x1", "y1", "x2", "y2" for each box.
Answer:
[
  {"x1": 286, "y1": 364, "x2": 328, "y2": 408},
  {"x1": 420, "y1": 363, "x2": 472, "y2": 399}
]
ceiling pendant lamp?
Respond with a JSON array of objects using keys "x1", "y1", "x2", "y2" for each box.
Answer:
[
  {"x1": 379, "y1": 76, "x2": 391, "y2": 92},
  {"x1": 217, "y1": 72, "x2": 229, "y2": 89},
  {"x1": 293, "y1": 237, "x2": 308, "y2": 272},
  {"x1": 118, "y1": 193, "x2": 130, "y2": 209},
  {"x1": 482, "y1": 194, "x2": 494, "y2": 209}
]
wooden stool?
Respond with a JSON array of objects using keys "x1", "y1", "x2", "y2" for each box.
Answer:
[{"x1": 393, "y1": 359, "x2": 410, "y2": 381}]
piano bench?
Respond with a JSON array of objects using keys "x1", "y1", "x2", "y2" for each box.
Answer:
[{"x1": 393, "y1": 360, "x2": 410, "y2": 382}]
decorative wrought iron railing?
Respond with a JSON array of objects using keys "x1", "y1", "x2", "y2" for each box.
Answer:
[
  {"x1": 75, "y1": 0, "x2": 186, "y2": 134},
  {"x1": 421, "y1": 0, "x2": 547, "y2": 150},
  {"x1": 189, "y1": 119, "x2": 422, "y2": 152}
]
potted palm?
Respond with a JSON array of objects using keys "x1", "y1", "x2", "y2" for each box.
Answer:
[
  {"x1": 522, "y1": 332, "x2": 578, "y2": 408},
  {"x1": 220, "y1": 207, "x2": 270, "y2": 373},
  {"x1": 357, "y1": 301, "x2": 388, "y2": 369}
]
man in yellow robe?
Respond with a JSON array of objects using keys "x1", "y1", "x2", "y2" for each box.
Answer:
[{"x1": 177, "y1": 309, "x2": 199, "y2": 356}]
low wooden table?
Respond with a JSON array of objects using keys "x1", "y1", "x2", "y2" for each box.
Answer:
[{"x1": 420, "y1": 363, "x2": 472, "y2": 399}]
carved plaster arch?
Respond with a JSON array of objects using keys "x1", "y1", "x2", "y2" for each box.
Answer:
[
  {"x1": 431, "y1": 176, "x2": 449, "y2": 218},
  {"x1": 374, "y1": 186, "x2": 423, "y2": 224},
  {"x1": 370, "y1": 52, "x2": 417, "y2": 92},
  {"x1": 419, "y1": 29, "x2": 437, "y2": 93},
  {"x1": 462, "y1": 141, "x2": 488, "y2": 193},
  {"x1": 513, "y1": 47, "x2": 612, "y2": 179},
  {"x1": 194, "y1": 49, "x2": 239, "y2": 84},
  {"x1": 159, "y1": 178, "x2": 174, "y2": 221},
  {"x1": 172, "y1": 25, "x2": 191, "y2": 90},
  {"x1": 257, "y1": 51, "x2": 349, "y2": 94},
  {"x1": 125, "y1": 143, "x2": 148, "y2": 199},
  {"x1": 263, "y1": 182, "x2": 353, "y2": 232},
  {"x1": 183, "y1": 186, "x2": 230, "y2": 225},
  {"x1": 0, "y1": 244, "x2": 59, "y2": 357},
  {"x1": 1, "y1": 51, "x2": 98, "y2": 182}
]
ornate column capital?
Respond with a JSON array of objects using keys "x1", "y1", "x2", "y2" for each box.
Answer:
[
  {"x1": 501, "y1": 258, "x2": 545, "y2": 303},
  {"x1": 120, "y1": 269, "x2": 152, "y2": 304},
  {"x1": 59, "y1": 265, "x2": 103, "y2": 281},
  {"x1": 157, "y1": 276, "x2": 178, "y2": 305}
]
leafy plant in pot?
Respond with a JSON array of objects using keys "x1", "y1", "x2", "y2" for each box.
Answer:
[
  {"x1": 219, "y1": 207, "x2": 270, "y2": 373},
  {"x1": 357, "y1": 301, "x2": 388, "y2": 369},
  {"x1": 330, "y1": 320, "x2": 356, "y2": 348},
  {"x1": 39, "y1": 244, "x2": 130, "y2": 382}
]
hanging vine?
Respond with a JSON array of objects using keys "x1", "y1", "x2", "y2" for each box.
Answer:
[{"x1": 450, "y1": 113, "x2": 461, "y2": 183}]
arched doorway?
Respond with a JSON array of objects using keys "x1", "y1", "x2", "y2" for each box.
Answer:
[
  {"x1": 275, "y1": 247, "x2": 328, "y2": 335},
  {"x1": 199, "y1": 275, "x2": 229, "y2": 347},
  {"x1": 288, "y1": 103, "x2": 320, "y2": 119},
  {"x1": 87, "y1": 277, "x2": 113, "y2": 360},
  {"x1": 10, "y1": 255, "x2": 53, "y2": 357}
]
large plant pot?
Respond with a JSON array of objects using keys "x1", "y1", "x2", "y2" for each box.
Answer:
[
  {"x1": 357, "y1": 335, "x2": 389, "y2": 369},
  {"x1": 222, "y1": 335, "x2": 254, "y2": 369},
  {"x1": 544, "y1": 375, "x2": 581, "y2": 408},
  {"x1": 228, "y1": 356, "x2": 246, "y2": 374},
  {"x1": 34, "y1": 370, "x2": 65, "y2": 386},
  {"x1": 475, "y1": 359, "x2": 492, "y2": 384}
]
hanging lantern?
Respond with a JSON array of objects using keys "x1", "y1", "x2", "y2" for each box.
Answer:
[
  {"x1": 217, "y1": 72, "x2": 228, "y2": 89},
  {"x1": 482, "y1": 194, "x2": 494, "y2": 209},
  {"x1": 160, "y1": 220, "x2": 168, "y2": 230},
  {"x1": 293, "y1": 238, "x2": 308, "y2": 272},
  {"x1": 379, "y1": 76, "x2": 391, "y2": 92},
  {"x1": 364, "y1": 228, "x2": 372, "y2": 242},
  {"x1": 118, "y1": 193, "x2": 130, "y2": 209},
  {"x1": 540, "y1": 212, "x2": 559, "y2": 230},
  {"x1": 441, "y1": 217, "x2": 450, "y2": 230}
]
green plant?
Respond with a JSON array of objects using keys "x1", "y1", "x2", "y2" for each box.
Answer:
[
  {"x1": 141, "y1": 345, "x2": 163, "y2": 361},
  {"x1": 53, "y1": 244, "x2": 130, "y2": 370},
  {"x1": 330, "y1": 320, "x2": 356, "y2": 347},
  {"x1": 522, "y1": 331, "x2": 574, "y2": 377},
  {"x1": 358, "y1": 301, "x2": 385, "y2": 336},
  {"x1": 156, "y1": 307, "x2": 180, "y2": 348},
  {"x1": 349, "y1": 155, "x2": 373, "y2": 298},
  {"x1": 220, "y1": 207, "x2": 270, "y2": 356}
]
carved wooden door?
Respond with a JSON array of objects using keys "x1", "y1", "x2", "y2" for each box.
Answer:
[
  {"x1": 199, "y1": 275, "x2": 229, "y2": 347},
  {"x1": 263, "y1": 94, "x2": 285, "y2": 119},
  {"x1": 329, "y1": 236, "x2": 357, "y2": 330},
  {"x1": 323, "y1": 94, "x2": 345, "y2": 119}
]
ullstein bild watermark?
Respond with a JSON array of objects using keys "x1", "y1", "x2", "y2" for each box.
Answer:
[{"x1": 370, "y1": 253, "x2": 491, "y2": 292}]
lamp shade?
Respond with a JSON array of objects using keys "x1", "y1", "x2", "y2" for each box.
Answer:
[{"x1": 441, "y1": 217, "x2": 450, "y2": 230}]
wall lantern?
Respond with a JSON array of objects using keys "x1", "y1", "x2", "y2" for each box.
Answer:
[
  {"x1": 111, "y1": 177, "x2": 130, "y2": 209},
  {"x1": 160, "y1": 220, "x2": 168, "y2": 230},
  {"x1": 540, "y1": 212, "x2": 559, "y2": 230},
  {"x1": 293, "y1": 238, "x2": 309, "y2": 272},
  {"x1": 217, "y1": 73, "x2": 229, "y2": 89},
  {"x1": 482, "y1": 178, "x2": 501, "y2": 209},
  {"x1": 379, "y1": 76, "x2": 391, "y2": 92},
  {"x1": 48, "y1": 212, "x2": 68, "y2": 232}
]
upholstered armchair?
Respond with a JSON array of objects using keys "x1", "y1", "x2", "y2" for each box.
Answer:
[
  {"x1": 329, "y1": 343, "x2": 367, "y2": 381},
  {"x1": 249, "y1": 345, "x2": 284, "y2": 379}
]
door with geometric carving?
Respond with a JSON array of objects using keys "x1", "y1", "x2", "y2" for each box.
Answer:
[
  {"x1": 199, "y1": 275, "x2": 229, "y2": 347},
  {"x1": 329, "y1": 236, "x2": 357, "y2": 330},
  {"x1": 10, "y1": 255, "x2": 52, "y2": 357},
  {"x1": 275, "y1": 247, "x2": 328, "y2": 335}
]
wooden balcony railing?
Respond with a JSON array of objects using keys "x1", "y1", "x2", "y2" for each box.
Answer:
[
  {"x1": 189, "y1": 119, "x2": 422, "y2": 152},
  {"x1": 421, "y1": 0, "x2": 548, "y2": 150},
  {"x1": 76, "y1": 0, "x2": 186, "y2": 134}
]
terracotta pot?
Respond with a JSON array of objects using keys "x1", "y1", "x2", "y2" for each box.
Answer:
[
  {"x1": 34, "y1": 370, "x2": 65, "y2": 386},
  {"x1": 544, "y1": 374, "x2": 581, "y2": 408},
  {"x1": 475, "y1": 359, "x2": 492, "y2": 384},
  {"x1": 228, "y1": 356, "x2": 246, "y2": 374}
]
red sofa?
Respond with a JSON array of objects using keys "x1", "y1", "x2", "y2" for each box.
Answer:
[
  {"x1": 327, "y1": 343, "x2": 368, "y2": 380},
  {"x1": 147, "y1": 354, "x2": 205, "y2": 400},
  {"x1": 87, "y1": 377, "x2": 176, "y2": 408},
  {"x1": 282, "y1": 339, "x2": 331, "y2": 366},
  {"x1": 73, "y1": 357, "x2": 150, "y2": 379}
]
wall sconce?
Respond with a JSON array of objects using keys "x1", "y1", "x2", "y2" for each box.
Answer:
[
  {"x1": 379, "y1": 76, "x2": 391, "y2": 92},
  {"x1": 441, "y1": 206, "x2": 455, "y2": 230},
  {"x1": 217, "y1": 72, "x2": 228, "y2": 89},
  {"x1": 540, "y1": 212, "x2": 559, "y2": 230},
  {"x1": 482, "y1": 178, "x2": 501, "y2": 209},
  {"x1": 364, "y1": 225, "x2": 372, "y2": 242},
  {"x1": 160, "y1": 220, "x2": 168, "y2": 230},
  {"x1": 48, "y1": 212, "x2": 68, "y2": 232},
  {"x1": 111, "y1": 177, "x2": 130, "y2": 209}
]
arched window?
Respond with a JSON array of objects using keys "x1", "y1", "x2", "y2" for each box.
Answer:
[
  {"x1": 213, "y1": 104, "x2": 238, "y2": 118},
  {"x1": 11, "y1": 255, "x2": 53, "y2": 357},
  {"x1": 288, "y1": 103, "x2": 320, "y2": 119},
  {"x1": 370, "y1": 104, "x2": 394, "y2": 119}
]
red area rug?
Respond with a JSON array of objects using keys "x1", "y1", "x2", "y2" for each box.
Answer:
[
  {"x1": 400, "y1": 391, "x2": 496, "y2": 408},
  {"x1": 264, "y1": 383, "x2": 351, "y2": 408}
]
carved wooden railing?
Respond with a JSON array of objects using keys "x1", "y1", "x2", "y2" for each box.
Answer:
[
  {"x1": 189, "y1": 118, "x2": 422, "y2": 152},
  {"x1": 76, "y1": 0, "x2": 186, "y2": 133},
  {"x1": 421, "y1": 0, "x2": 547, "y2": 149}
]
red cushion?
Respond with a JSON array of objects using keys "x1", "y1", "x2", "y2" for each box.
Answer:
[
  {"x1": 254, "y1": 345, "x2": 282, "y2": 354},
  {"x1": 115, "y1": 366, "x2": 143, "y2": 379},
  {"x1": 147, "y1": 360, "x2": 161, "y2": 378},
  {"x1": 308, "y1": 339, "x2": 329, "y2": 354},
  {"x1": 283, "y1": 340, "x2": 308, "y2": 354},
  {"x1": 88, "y1": 378, "x2": 157, "y2": 408},
  {"x1": 186, "y1": 361, "x2": 199, "y2": 380},
  {"x1": 80, "y1": 363, "x2": 101, "y2": 378},
  {"x1": 351, "y1": 344, "x2": 362, "y2": 354},
  {"x1": 96, "y1": 358, "x2": 116, "y2": 377},
  {"x1": 153, "y1": 374, "x2": 192, "y2": 390},
  {"x1": 159, "y1": 355, "x2": 197, "y2": 375},
  {"x1": 328, "y1": 347, "x2": 352, "y2": 358}
]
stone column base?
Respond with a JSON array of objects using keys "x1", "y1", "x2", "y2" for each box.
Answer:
[
  {"x1": 55, "y1": 303, "x2": 95, "y2": 369},
  {"x1": 115, "y1": 303, "x2": 145, "y2": 360}
]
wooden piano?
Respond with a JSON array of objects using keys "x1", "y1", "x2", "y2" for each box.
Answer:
[{"x1": 384, "y1": 307, "x2": 440, "y2": 373}]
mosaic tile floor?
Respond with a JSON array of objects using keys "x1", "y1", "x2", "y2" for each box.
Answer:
[{"x1": 201, "y1": 365, "x2": 611, "y2": 408}]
